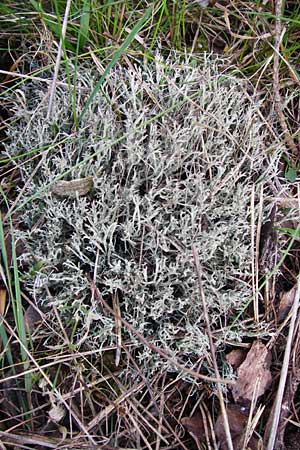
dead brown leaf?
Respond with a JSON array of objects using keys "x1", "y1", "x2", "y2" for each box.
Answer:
[
  {"x1": 215, "y1": 404, "x2": 260, "y2": 450},
  {"x1": 231, "y1": 340, "x2": 272, "y2": 403},
  {"x1": 226, "y1": 348, "x2": 247, "y2": 369},
  {"x1": 24, "y1": 304, "x2": 43, "y2": 331},
  {"x1": 0, "y1": 287, "x2": 6, "y2": 316},
  {"x1": 182, "y1": 412, "x2": 212, "y2": 449},
  {"x1": 278, "y1": 283, "x2": 298, "y2": 322}
]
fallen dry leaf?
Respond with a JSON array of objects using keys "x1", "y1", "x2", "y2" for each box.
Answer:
[
  {"x1": 232, "y1": 340, "x2": 272, "y2": 403},
  {"x1": 182, "y1": 412, "x2": 209, "y2": 438},
  {"x1": 49, "y1": 403, "x2": 65, "y2": 423},
  {"x1": 215, "y1": 404, "x2": 248, "y2": 441},
  {"x1": 182, "y1": 412, "x2": 212, "y2": 449},
  {"x1": 0, "y1": 287, "x2": 7, "y2": 316},
  {"x1": 278, "y1": 283, "x2": 298, "y2": 322},
  {"x1": 215, "y1": 404, "x2": 260, "y2": 450},
  {"x1": 226, "y1": 348, "x2": 247, "y2": 369},
  {"x1": 24, "y1": 304, "x2": 43, "y2": 331}
]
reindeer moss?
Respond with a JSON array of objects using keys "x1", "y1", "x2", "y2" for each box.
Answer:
[{"x1": 5, "y1": 54, "x2": 280, "y2": 376}]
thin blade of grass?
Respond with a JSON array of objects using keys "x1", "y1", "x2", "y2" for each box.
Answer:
[
  {"x1": 150, "y1": 0, "x2": 168, "y2": 51},
  {"x1": 71, "y1": 0, "x2": 92, "y2": 129},
  {"x1": 78, "y1": 0, "x2": 91, "y2": 51},
  {"x1": 29, "y1": 0, "x2": 75, "y2": 51},
  {"x1": 0, "y1": 190, "x2": 32, "y2": 397},
  {"x1": 245, "y1": 10, "x2": 300, "y2": 26},
  {"x1": 0, "y1": 212, "x2": 13, "y2": 367},
  {"x1": 79, "y1": 5, "x2": 153, "y2": 121}
]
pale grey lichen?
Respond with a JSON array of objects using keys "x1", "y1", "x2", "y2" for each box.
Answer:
[{"x1": 4, "y1": 54, "x2": 281, "y2": 376}]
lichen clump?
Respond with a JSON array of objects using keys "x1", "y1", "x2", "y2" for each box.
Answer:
[{"x1": 5, "y1": 55, "x2": 277, "y2": 375}]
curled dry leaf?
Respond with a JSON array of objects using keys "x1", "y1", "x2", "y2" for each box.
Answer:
[
  {"x1": 232, "y1": 340, "x2": 272, "y2": 403},
  {"x1": 51, "y1": 176, "x2": 93, "y2": 198},
  {"x1": 49, "y1": 403, "x2": 65, "y2": 423},
  {"x1": 278, "y1": 283, "x2": 298, "y2": 322},
  {"x1": 226, "y1": 348, "x2": 247, "y2": 369}
]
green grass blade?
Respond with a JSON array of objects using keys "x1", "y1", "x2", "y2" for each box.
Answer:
[
  {"x1": 0, "y1": 212, "x2": 14, "y2": 367},
  {"x1": 0, "y1": 191, "x2": 32, "y2": 397},
  {"x1": 150, "y1": 0, "x2": 167, "y2": 51},
  {"x1": 79, "y1": 5, "x2": 153, "y2": 122},
  {"x1": 78, "y1": 0, "x2": 91, "y2": 51},
  {"x1": 29, "y1": 0, "x2": 75, "y2": 51},
  {"x1": 245, "y1": 10, "x2": 300, "y2": 26}
]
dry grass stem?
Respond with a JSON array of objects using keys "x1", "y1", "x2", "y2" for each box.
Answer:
[
  {"x1": 90, "y1": 276, "x2": 234, "y2": 385},
  {"x1": 266, "y1": 274, "x2": 300, "y2": 449},
  {"x1": 46, "y1": 0, "x2": 72, "y2": 120},
  {"x1": 192, "y1": 246, "x2": 234, "y2": 450},
  {"x1": 0, "y1": 314, "x2": 97, "y2": 444},
  {"x1": 251, "y1": 185, "x2": 259, "y2": 322},
  {"x1": 273, "y1": 0, "x2": 298, "y2": 156}
]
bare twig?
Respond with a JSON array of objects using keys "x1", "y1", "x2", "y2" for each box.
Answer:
[
  {"x1": 112, "y1": 290, "x2": 122, "y2": 367},
  {"x1": 88, "y1": 275, "x2": 234, "y2": 385},
  {"x1": 84, "y1": 380, "x2": 146, "y2": 432},
  {"x1": 255, "y1": 185, "x2": 264, "y2": 318},
  {"x1": 155, "y1": 385, "x2": 165, "y2": 450},
  {"x1": 242, "y1": 379, "x2": 264, "y2": 449},
  {"x1": 266, "y1": 184, "x2": 300, "y2": 449},
  {"x1": 192, "y1": 246, "x2": 234, "y2": 450},
  {"x1": 251, "y1": 185, "x2": 259, "y2": 322}
]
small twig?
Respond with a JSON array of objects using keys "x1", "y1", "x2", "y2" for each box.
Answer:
[
  {"x1": 84, "y1": 380, "x2": 146, "y2": 432},
  {"x1": 87, "y1": 275, "x2": 234, "y2": 385},
  {"x1": 275, "y1": 368, "x2": 300, "y2": 449},
  {"x1": 46, "y1": 0, "x2": 72, "y2": 120},
  {"x1": 0, "y1": 431, "x2": 61, "y2": 449},
  {"x1": 155, "y1": 383, "x2": 165, "y2": 450},
  {"x1": 255, "y1": 185, "x2": 264, "y2": 318},
  {"x1": 192, "y1": 246, "x2": 234, "y2": 450},
  {"x1": 251, "y1": 185, "x2": 259, "y2": 322},
  {"x1": 112, "y1": 290, "x2": 122, "y2": 367},
  {"x1": 242, "y1": 378, "x2": 264, "y2": 450},
  {"x1": 266, "y1": 185, "x2": 300, "y2": 449}
]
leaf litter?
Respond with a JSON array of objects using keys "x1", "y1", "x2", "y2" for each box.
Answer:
[{"x1": 231, "y1": 340, "x2": 272, "y2": 404}]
